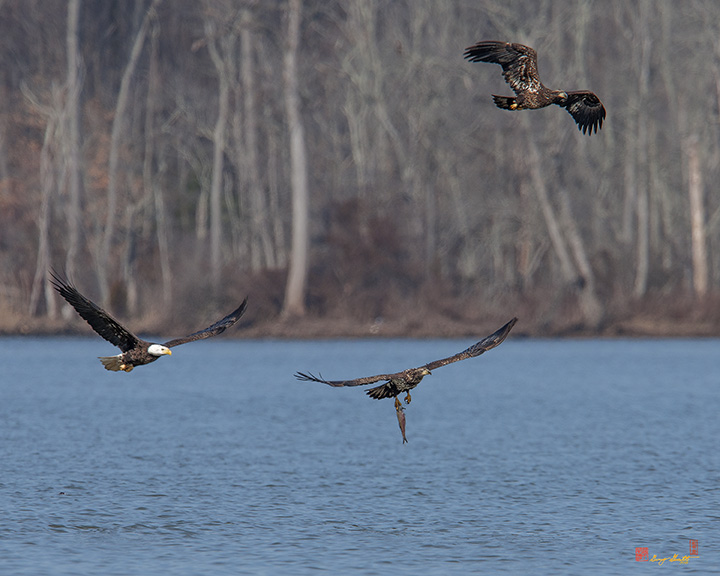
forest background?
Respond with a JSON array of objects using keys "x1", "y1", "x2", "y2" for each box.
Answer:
[{"x1": 2, "y1": 0, "x2": 719, "y2": 338}]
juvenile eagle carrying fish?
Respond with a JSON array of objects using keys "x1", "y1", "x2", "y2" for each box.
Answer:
[
  {"x1": 463, "y1": 41, "x2": 606, "y2": 134},
  {"x1": 296, "y1": 317, "x2": 517, "y2": 442},
  {"x1": 51, "y1": 271, "x2": 247, "y2": 372}
]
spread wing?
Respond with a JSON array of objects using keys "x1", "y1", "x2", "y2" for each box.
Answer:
[
  {"x1": 294, "y1": 370, "x2": 404, "y2": 388},
  {"x1": 559, "y1": 90, "x2": 606, "y2": 134},
  {"x1": 423, "y1": 317, "x2": 517, "y2": 371},
  {"x1": 464, "y1": 41, "x2": 542, "y2": 95},
  {"x1": 162, "y1": 298, "x2": 248, "y2": 348},
  {"x1": 50, "y1": 270, "x2": 141, "y2": 352}
]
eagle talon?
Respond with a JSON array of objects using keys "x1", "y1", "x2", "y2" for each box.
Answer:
[
  {"x1": 394, "y1": 396, "x2": 401, "y2": 410},
  {"x1": 404, "y1": 391, "x2": 412, "y2": 405}
]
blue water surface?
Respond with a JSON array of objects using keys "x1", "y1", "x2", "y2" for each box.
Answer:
[{"x1": 0, "y1": 335, "x2": 717, "y2": 574}]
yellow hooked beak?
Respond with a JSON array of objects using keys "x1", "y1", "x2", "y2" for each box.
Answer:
[{"x1": 165, "y1": 349, "x2": 172, "y2": 356}]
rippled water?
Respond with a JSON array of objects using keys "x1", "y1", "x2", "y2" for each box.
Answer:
[{"x1": 1, "y1": 336, "x2": 718, "y2": 574}]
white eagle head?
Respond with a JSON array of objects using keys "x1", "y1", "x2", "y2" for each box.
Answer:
[{"x1": 148, "y1": 344, "x2": 172, "y2": 357}]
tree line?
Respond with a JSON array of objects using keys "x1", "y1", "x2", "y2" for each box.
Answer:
[{"x1": 2, "y1": 0, "x2": 719, "y2": 335}]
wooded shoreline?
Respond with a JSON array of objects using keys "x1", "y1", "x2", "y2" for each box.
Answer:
[{"x1": 2, "y1": 2, "x2": 719, "y2": 338}]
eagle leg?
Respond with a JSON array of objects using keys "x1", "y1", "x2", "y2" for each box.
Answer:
[
  {"x1": 120, "y1": 364, "x2": 134, "y2": 373},
  {"x1": 394, "y1": 396, "x2": 401, "y2": 410},
  {"x1": 404, "y1": 391, "x2": 412, "y2": 405}
]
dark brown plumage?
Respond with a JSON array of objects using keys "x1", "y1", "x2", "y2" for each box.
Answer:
[
  {"x1": 296, "y1": 317, "x2": 517, "y2": 442},
  {"x1": 463, "y1": 41, "x2": 606, "y2": 134},
  {"x1": 50, "y1": 271, "x2": 247, "y2": 372}
]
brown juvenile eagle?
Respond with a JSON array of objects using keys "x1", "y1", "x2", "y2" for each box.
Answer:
[
  {"x1": 51, "y1": 271, "x2": 247, "y2": 372},
  {"x1": 296, "y1": 317, "x2": 517, "y2": 442},
  {"x1": 463, "y1": 41, "x2": 605, "y2": 134}
]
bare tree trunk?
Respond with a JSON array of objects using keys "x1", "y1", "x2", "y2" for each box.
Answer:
[
  {"x1": 557, "y1": 187, "x2": 604, "y2": 326},
  {"x1": 29, "y1": 0, "x2": 83, "y2": 316},
  {"x1": 516, "y1": 179, "x2": 548, "y2": 291},
  {"x1": 145, "y1": 19, "x2": 172, "y2": 308},
  {"x1": 528, "y1": 137, "x2": 603, "y2": 327},
  {"x1": 685, "y1": 136, "x2": 708, "y2": 297},
  {"x1": 633, "y1": 0, "x2": 651, "y2": 298},
  {"x1": 206, "y1": 22, "x2": 235, "y2": 291},
  {"x1": 282, "y1": 0, "x2": 309, "y2": 317},
  {"x1": 340, "y1": 1, "x2": 409, "y2": 201},
  {"x1": 153, "y1": 155, "x2": 173, "y2": 304},
  {"x1": 239, "y1": 8, "x2": 275, "y2": 270},
  {"x1": 122, "y1": 203, "x2": 139, "y2": 316},
  {"x1": 621, "y1": 141, "x2": 636, "y2": 246},
  {"x1": 256, "y1": 38, "x2": 287, "y2": 266},
  {"x1": 64, "y1": 0, "x2": 82, "y2": 280},
  {"x1": 340, "y1": 1, "x2": 375, "y2": 197},
  {"x1": 266, "y1": 111, "x2": 287, "y2": 267},
  {"x1": 99, "y1": 0, "x2": 160, "y2": 304},
  {"x1": 527, "y1": 139, "x2": 575, "y2": 282},
  {"x1": 28, "y1": 93, "x2": 61, "y2": 318},
  {"x1": 0, "y1": 84, "x2": 7, "y2": 184},
  {"x1": 634, "y1": 172, "x2": 650, "y2": 297}
]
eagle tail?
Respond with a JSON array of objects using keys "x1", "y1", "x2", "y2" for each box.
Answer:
[
  {"x1": 98, "y1": 355, "x2": 128, "y2": 372},
  {"x1": 492, "y1": 95, "x2": 517, "y2": 110}
]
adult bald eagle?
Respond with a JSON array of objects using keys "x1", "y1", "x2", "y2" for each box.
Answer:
[
  {"x1": 50, "y1": 271, "x2": 247, "y2": 372},
  {"x1": 296, "y1": 317, "x2": 517, "y2": 442},
  {"x1": 463, "y1": 41, "x2": 606, "y2": 134}
]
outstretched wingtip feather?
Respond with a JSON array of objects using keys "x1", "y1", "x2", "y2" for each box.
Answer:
[
  {"x1": 163, "y1": 296, "x2": 249, "y2": 348},
  {"x1": 295, "y1": 371, "x2": 321, "y2": 382},
  {"x1": 49, "y1": 269, "x2": 141, "y2": 351}
]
